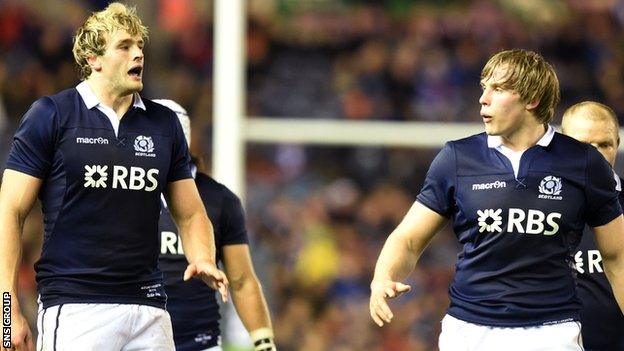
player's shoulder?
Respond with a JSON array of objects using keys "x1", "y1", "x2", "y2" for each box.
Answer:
[
  {"x1": 550, "y1": 132, "x2": 603, "y2": 164},
  {"x1": 51, "y1": 86, "x2": 79, "y2": 100},
  {"x1": 22, "y1": 89, "x2": 76, "y2": 124},
  {"x1": 551, "y1": 132, "x2": 590, "y2": 152},
  {"x1": 448, "y1": 132, "x2": 487, "y2": 149},
  {"x1": 143, "y1": 98, "x2": 179, "y2": 119},
  {"x1": 34, "y1": 87, "x2": 79, "y2": 113},
  {"x1": 441, "y1": 132, "x2": 488, "y2": 160},
  {"x1": 195, "y1": 172, "x2": 241, "y2": 204}
]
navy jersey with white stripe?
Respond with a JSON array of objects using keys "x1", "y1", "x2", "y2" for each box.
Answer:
[
  {"x1": 159, "y1": 171, "x2": 248, "y2": 351},
  {"x1": 574, "y1": 179, "x2": 624, "y2": 350},
  {"x1": 5, "y1": 88, "x2": 192, "y2": 309},
  {"x1": 416, "y1": 132, "x2": 621, "y2": 327}
]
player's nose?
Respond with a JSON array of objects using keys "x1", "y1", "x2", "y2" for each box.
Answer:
[
  {"x1": 479, "y1": 89, "x2": 490, "y2": 105},
  {"x1": 132, "y1": 46, "x2": 143, "y2": 61}
]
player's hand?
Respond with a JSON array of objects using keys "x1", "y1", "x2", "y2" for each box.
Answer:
[
  {"x1": 369, "y1": 279, "x2": 411, "y2": 327},
  {"x1": 3, "y1": 312, "x2": 34, "y2": 351},
  {"x1": 184, "y1": 261, "x2": 230, "y2": 303}
]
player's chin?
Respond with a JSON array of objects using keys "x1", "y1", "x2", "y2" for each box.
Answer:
[
  {"x1": 483, "y1": 124, "x2": 498, "y2": 135},
  {"x1": 125, "y1": 81, "x2": 143, "y2": 93}
]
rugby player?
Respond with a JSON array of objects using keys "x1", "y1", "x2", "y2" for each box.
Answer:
[
  {"x1": 562, "y1": 101, "x2": 624, "y2": 350},
  {"x1": 0, "y1": 4, "x2": 227, "y2": 350},
  {"x1": 369, "y1": 49, "x2": 624, "y2": 350},
  {"x1": 154, "y1": 99, "x2": 276, "y2": 351}
]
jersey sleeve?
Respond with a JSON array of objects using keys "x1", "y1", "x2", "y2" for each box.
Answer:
[
  {"x1": 220, "y1": 190, "x2": 249, "y2": 246},
  {"x1": 585, "y1": 146, "x2": 622, "y2": 227},
  {"x1": 5, "y1": 97, "x2": 58, "y2": 178},
  {"x1": 416, "y1": 142, "x2": 456, "y2": 217},
  {"x1": 167, "y1": 112, "x2": 192, "y2": 183}
]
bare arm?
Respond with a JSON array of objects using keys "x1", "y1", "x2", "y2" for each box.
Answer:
[
  {"x1": 222, "y1": 244, "x2": 272, "y2": 330},
  {"x1": 593, "y1": 214, "x2": 624, "y2": 313},
  {"x1": 369, "y1": 201, "x2": 448, "y2": 326},
  {"x1": 0, "y1": 170, "x2": 41, "y2": 351},
  {"x1": 167, "y1": 178, "x2": 229, "y2": 301}
]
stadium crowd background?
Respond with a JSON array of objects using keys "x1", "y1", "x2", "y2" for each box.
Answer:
[{"x1": 1, "y1": 0, "x2": 624, "y2": 350}]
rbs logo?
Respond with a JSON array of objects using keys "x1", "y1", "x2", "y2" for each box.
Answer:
[
  {"x1": 161, "y1": 231, "x2": 184, "y2": 255},
  {"x1": 83, "y1": 165, "x2": 159, "y2": 191},
  {"x1": 477, "y1": 208, "x2": 561, "y2": 235}
]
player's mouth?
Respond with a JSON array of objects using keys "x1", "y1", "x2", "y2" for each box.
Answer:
[
  {"x1": 128, "y1": 66, "x2": 143, "y2": 80},
  {"x1": 481, "y1": 113, "x2": 493, "y2": 123}
]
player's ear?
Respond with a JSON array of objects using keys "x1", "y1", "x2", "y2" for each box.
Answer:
[
  {"x1": 87, "y1": 54, "x2": 102, "y2": 72},
  {"x1": 525, "y1": 98, "x2": 540, "y2": 111}
]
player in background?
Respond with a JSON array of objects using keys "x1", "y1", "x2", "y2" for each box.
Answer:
[
  {"x1": 562, "y1": 101, "x2": 624, "y2": 350},
  {"x1": 155, "y1": 99, "x2": 276, "y2": 351},
  {"x1": 0, "y1": 4, "x2": 227, "y2": 351},
  {"x1": 369, "y1": 49, "x2": 624, "y2": 350}
]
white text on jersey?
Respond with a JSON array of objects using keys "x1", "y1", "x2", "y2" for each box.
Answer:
[
  {"x1": 477, "y1": 208, "x2": 561, "y2": 235},
  {"x1": 472, "y1": 181, "x2": 507, "y2": 191},
  {"x1": 83, "y1": 165, "x2": 159, "y2": 191},
  {"x1": 161, "y1": 231, "x2": 184, "y2": 255}
]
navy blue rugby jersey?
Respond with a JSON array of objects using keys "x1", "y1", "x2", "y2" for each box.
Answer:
[
  {"x1": 574, "y1": 177, "x2": 624, "y2": 350},
  {"x1": 159, "y1": 170, "x2": 248, "y2": 351},
  {"x1": 5, "y1": 87, "x2": 192, "y2": 309},
  {"x1": 416, "y1": 132, "x2": 622, "y2": 327}
]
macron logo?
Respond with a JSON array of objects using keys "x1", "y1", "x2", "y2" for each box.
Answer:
[
  {"x1": 472, "y1": 181, "x2": 506, "y2": 191},
  {"x1": 76, "y1": 137, "x2": 109, "y2": 145}
]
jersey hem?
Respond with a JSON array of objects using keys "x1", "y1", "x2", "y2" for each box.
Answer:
[
  {"x1": 446, "y1": 310, "x2": 579, "y2": 327},
  {"x1": 40, "y1": 295, "x2": 166, "y2": 310}
]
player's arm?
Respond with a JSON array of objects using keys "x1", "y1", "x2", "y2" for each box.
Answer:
[
  {"x1": 0, "y1": 170, "x2": 41, "y2": 351},
  {"x1": 167, "y1": 179, "x2": 229, "y2": 301},
  {"x1": 369, "y1": 201, "x2": 447, "y2": 327},
  {"x1": 223, "y1": 244, "x2": 276, "y2": 351},
  {"x1": 593, "y1": 214, "x2": 624, "y2": 314}
]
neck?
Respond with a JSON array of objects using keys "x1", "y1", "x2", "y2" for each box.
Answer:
[
  {"x1": 501, "y1": 122, "x2": 547, "y2": 152},
  {"x1": 85, "y1": 77, "x2": 134, "y2": 118}
]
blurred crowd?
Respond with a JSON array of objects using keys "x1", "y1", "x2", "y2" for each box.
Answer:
[{"x1": 2, "y1": 0, "x2": 624, "y2": 350}]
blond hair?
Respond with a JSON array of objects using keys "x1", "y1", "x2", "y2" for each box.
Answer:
[
  {"x1": 72, "y1": 2, "x2": 148, "y2": 80},
  {"x1": 481, "y1": 49, "x2": 560, "y2": 124},
  {"x1": 562, "y1": 101, "x2": 619, "y2": 140}
]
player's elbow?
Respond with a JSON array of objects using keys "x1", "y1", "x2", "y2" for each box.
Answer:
[
  {"x1": 229, "y1": 271, "x2": 261, "y2": 293},
  {"x1": 602, "y1": 252, "x2": 624, "y2": 275}
]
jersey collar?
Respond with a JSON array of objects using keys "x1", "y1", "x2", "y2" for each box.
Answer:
[
  {"x1": 487, "y1": 125, "x2": 555, "y2": 149},
  {"x1": 76, "y1": 81, "x2": 146, "y2": 111}
]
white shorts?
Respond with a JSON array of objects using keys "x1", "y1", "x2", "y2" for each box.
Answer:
[
  {"x1": 439, "y1": 314, "x2": 583, "y2": 351},
  {"x1": 201, "y1": 347, "x2": 222, "y2": 351},
  {"x1": 36, "y1": 303, "x2": 175, "y2": 351}
]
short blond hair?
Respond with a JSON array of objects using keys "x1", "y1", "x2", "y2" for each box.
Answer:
[
  {"x1": 72, "y1": 2, "x2": 148, "y2": 80},
  {"x1": 481, "y1": 49, "x2": 560, "y2": 124},
  {"x1": 562, "y1": 101, "x2": 619, "y2": 139}
]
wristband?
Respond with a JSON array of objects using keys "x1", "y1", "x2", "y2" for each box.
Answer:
[{"x1": 250, "y1": 327, "x2": 276, "y2": 351}]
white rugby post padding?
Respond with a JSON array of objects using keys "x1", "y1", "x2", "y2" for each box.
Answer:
[
  {"x1": 245, "y1": 119, "x2": 484, "y2": 147},
  {"x1": 213, "y1": 0, "x2": 246, "y2": 197},
  {"x1": 213, "y1": 0, "x2": 253, "y2": 347}
]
